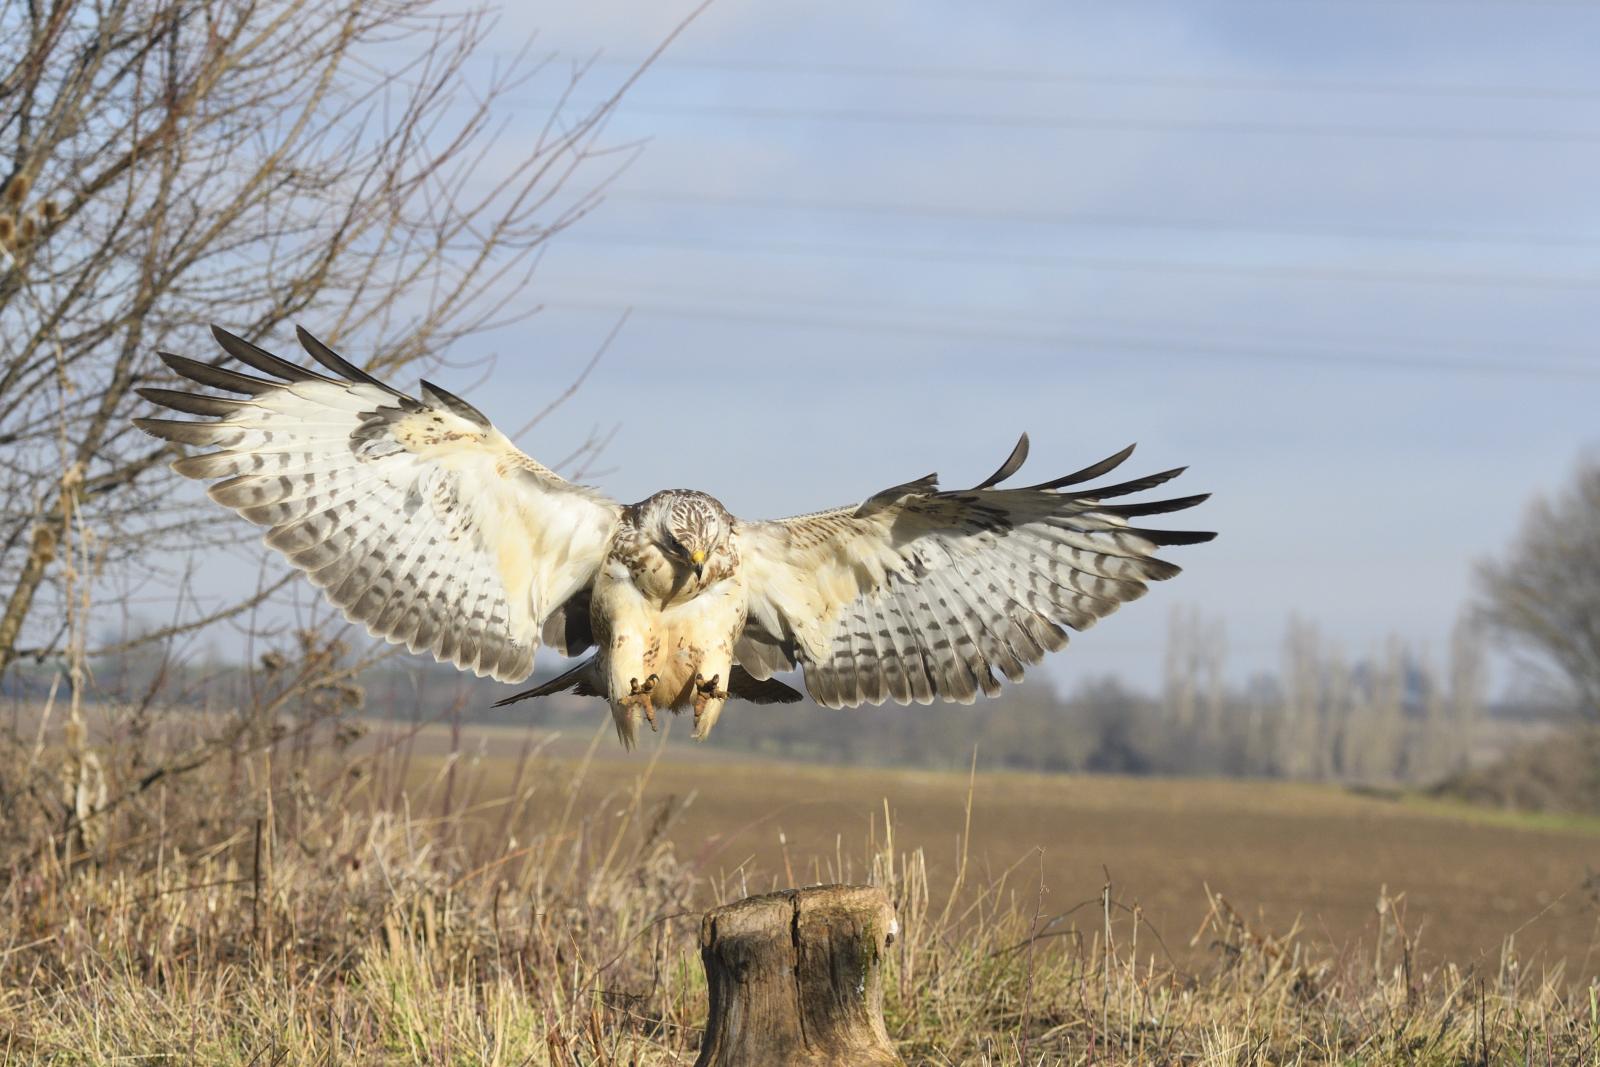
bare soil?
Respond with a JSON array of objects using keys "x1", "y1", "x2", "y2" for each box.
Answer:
[{"x1": 409, "y1": 719, "x2": 1600, "y2": 979}]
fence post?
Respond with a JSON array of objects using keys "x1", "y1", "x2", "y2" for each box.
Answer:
[{"x1": 694, "y1": 884, "x2": 903, "y2": 1067}]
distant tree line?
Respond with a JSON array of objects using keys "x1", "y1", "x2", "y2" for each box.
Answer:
[
  {"x1": 19, "y1": 450, "x2": 1600, "y2": 792},
  {"x1": 35, "y1": 604, "x2": 1494, "y2": 787},
  {"x1": 649, "y1": 608, "x2": 1489, "y2": 785}
]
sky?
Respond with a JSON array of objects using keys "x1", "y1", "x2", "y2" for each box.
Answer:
[{"x1": 180, "y1": 0, "x2": 1600, "y2": 697}]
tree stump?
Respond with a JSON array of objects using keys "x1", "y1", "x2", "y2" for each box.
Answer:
[{"x1": 694, "y1": 884, "x2": 903, "y2": 1067}]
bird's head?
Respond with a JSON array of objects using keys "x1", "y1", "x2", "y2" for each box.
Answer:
[{"x1": 641, "y1": 490, "x2": 732, "y2": 582}]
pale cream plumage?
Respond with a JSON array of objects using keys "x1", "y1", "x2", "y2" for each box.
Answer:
[{"x1": 138, "y1": 326, "x2": 1215, "y2": 747}]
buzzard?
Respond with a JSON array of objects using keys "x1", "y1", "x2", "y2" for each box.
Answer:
[{"x1": 137, "y1": 327, "x2": 1215, "y2": 747}]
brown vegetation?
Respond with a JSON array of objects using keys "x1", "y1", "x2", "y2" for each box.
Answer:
[
  {"x1": 1, "y1": 3, "x2": 1593, "y2": 1061},
  {"x1": 0, "y1": 696, "x2": 1592, "y2": 1065},
  {"x1": 1434, "y1": 726, "x2": 1600, "y2": 817}
]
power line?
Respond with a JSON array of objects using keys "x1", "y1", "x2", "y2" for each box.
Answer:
[
  {"x1": 605, "y1": 189, "x2": 1600, "y2": 250},
  {"x1": 574, "y1": 57, "x2": 1600, "y2": 103},
  {"x1": 537, "y1": 272, "x2": 1600, "y2": 365},
  {"x1": 540, "y1": 99, "x2": 1600, "y2": 147},
  {"x1": 557, "y1": 230, "x2": 1600, "y2": 292},
  {"x1": 534, "y1": 292, "x2": 1600, "y2": 380}
]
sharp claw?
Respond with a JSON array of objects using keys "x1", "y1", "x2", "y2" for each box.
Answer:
[
  {"x1": 694, "y1": 672, "x2": 729, "y2": 699},
  {"x1": 692, "y1": 673, "x2": 730, "y2": 729},
  {"x1": 621, "y1": 675, "x2": 658, "y2": 723}
]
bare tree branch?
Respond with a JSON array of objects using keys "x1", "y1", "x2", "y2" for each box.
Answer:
[
  {"x1": 0, "y1": 0, "x2": 669, "y2": 668},
  {"x1": 1477, "y1": 454, "x2": 1600, "y2": 720}
]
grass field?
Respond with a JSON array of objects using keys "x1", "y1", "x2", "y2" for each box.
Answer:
[
  {"x1": 3, "y1": 709, "x2": 1597, "y2": 1064},
  {"x1": 415, "y1": 719, "x2": 1600, "y2": 981}
]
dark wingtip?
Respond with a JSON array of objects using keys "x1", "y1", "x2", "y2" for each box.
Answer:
[
  {"x1": 295, "y1": 325, "x2": 408, "y2": 397},
  {"x1": 971, "y1": 431, "x2": 1031, "y2": 490},
  {"x1": 1133, "y1": 527, "x2": 1217, "y2": 546},
  {"x1": 1021, "y1": 443, "x2": 1137, "y2": 492},
  {"x1": 132, "y1": 416, "x2": 214, "y2": 444},
  {"x1": 157, "y1": 350, "x2": 278, "y2": 396},
  {"x1": 135, "y1": 386, "x2": 240, "y2": 417},
  {"x1": 211, "y1": 324, "x2": 334, "y2": 385},
  {"x1": 1096, "y1": 492, "x2": 1212, "y2": 518},
  {"x1": 1069, "y1": 466, "x2": 1191, "y2": 501},
  {"x1": 420, "y1": 380, "x2": 492, "y2": 428}
]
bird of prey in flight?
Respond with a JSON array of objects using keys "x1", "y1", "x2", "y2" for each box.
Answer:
[{"x1": 137, "y1": 327, "x2": 1215, "y2": 747}]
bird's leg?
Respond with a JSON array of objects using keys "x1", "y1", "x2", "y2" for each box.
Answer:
[
  {"x1": 692, "y1": 672, "x2": 730, "y2": 730},
  {"x1": 619, "y1": 673, "x2": 660, "y2": 729}
]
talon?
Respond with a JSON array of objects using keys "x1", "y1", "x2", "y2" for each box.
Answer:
[
  {"x1": 620, "y1": 675, "x2": 658, "y2": 724},
  {"x1": 692, "y1": 672, "x2": 730, "y2": 727}
]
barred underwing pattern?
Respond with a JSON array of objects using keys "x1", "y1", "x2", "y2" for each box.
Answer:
[
  {"x1": 136, "y1": 326, "x2": 618, "y2": 684},
  {"x1": 137, "y1": 325, "x2": 1215, "y2": 740},
  {"x1": 735, "y1": 438, "x2": 1215, "y2": 709}
]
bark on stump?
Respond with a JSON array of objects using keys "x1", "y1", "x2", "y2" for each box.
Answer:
[{"x1": 694, "y1": 884, "x2": 903, "y2": 1067}]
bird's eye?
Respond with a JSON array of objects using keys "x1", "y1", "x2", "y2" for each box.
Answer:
[{"x1": 663, "y1": 534, "x2": 686, "y2": 557}]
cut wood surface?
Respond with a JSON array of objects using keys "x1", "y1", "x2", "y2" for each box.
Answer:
[{"x1": 694, "y1": 883, "x2": 903, "y2": 1067}]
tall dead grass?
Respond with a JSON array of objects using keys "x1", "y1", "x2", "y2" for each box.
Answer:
[{"x1": 0, "y1": 704, "x2": 1593, "y2": 1066}]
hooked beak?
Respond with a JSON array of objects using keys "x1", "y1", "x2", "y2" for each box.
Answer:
[{"x1": 690, "y1": 549, "x2": 706, "y2": 579}]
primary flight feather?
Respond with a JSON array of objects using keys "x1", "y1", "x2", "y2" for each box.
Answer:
[{"x1": 137, "y1": 326, "x2": 1216, "y2": 747}]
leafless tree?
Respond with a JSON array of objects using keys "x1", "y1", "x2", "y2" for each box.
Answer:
[
  {"x1": 1341, "y1": 637, "x2": 1404, "y2": 785},
  {"x1": 1281, "y1": 616, "x2": 1338, "y2": 780},
  {"x1": 1476, "y1": 454, "x2": 1600, "y2": 720},
  {"x1": 1415, "y1": 615, "x2": 1485, "y2": 779},
  {"x1": 1445, "y1": 614, "x2": 1486, "y2": 763},
  {"x1": 1163, "y1": 604, "x2": 1225, "y2": 733},
  {"x1": 0, "y1": 0, "x2": 668, "y2": 674}
]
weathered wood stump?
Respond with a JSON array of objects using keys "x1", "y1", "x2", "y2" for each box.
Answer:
[{"x1": 694, "y1": 884, "x2": 903, "y2": 1067}]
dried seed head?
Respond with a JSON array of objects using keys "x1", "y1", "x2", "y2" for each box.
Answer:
[
  {"x1": 40, "y1": 199, "x2": 59, "y2": 221},
  {"x1": 31, "y1": 522, "x2": 58, "y2": 565},
  {"x1": 0, "y1": 215, "x2": 13, "y2": 244},
  {"x1": 3, "y1": 174, "x2": 28, "y2": 205},
  {"x1": 19, "y1": 215, "x2": 35, "y2": 243}
]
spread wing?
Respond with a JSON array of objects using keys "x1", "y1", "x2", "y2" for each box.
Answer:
[
  {"x1": 136, "y1": 325, "x2": 620, "y2": 683},
  {"x1": 736, "y1": 435, "x2": 1214, "y2": 708}
]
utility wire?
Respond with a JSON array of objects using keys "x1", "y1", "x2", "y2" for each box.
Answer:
[
  {"x1": 535, "y1": 292, "x2": 1600, "y2": 380},
  {"x1": 536, "y1": 272, "x2": 1600, "y2": 365},
  {"x1": 604, "y1": 189, "x2": 1600, "y2": 250},
  {"x1": 557, "y1": 230, "x2": 1600, "y2": 292},
  {"x1": 533, "y1": 99, "x2": 1600, "y2": 146},
  {"x1": 572, "y1": 57, "x2": 1600, "y2": 103}
]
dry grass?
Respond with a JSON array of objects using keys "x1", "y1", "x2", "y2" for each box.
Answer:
[
  {"x1": 0, "y1": 712, "x2": 1595, "y2": 1066},
  {"x1": 462, "y1": 731, "x2": 1600, "y2": 977}
]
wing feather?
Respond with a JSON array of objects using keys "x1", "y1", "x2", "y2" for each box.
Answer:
[
  {"x1": 139, "y1": 325, "x2": 620, "y2": 683},
  {"x1": 737, "y1": 438, "x2": 1213, "y2": 709}
]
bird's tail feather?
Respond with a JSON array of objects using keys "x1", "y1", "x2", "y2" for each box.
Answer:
[
  {"x1": 493, "y1": 659, "x2": 803, "y2": 708},
  {"x1": 492, "y1": 658, "x2": 602, "y2": 707}
]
